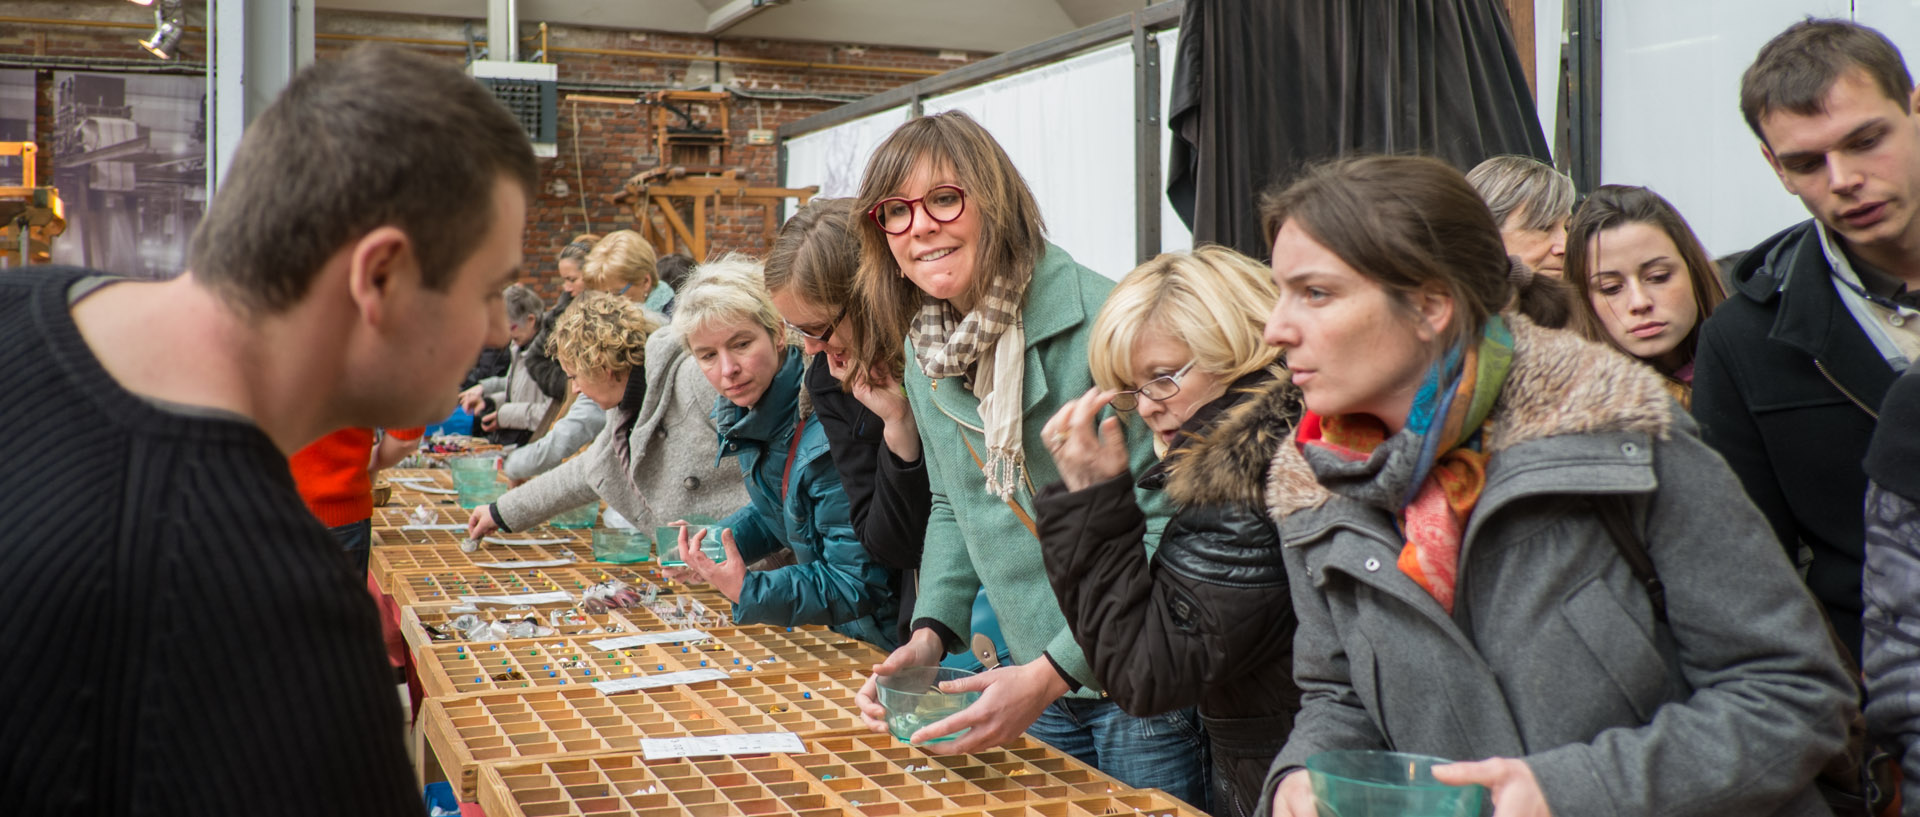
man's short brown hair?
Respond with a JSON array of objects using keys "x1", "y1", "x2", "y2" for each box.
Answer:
[
  {"x1": 188, "y1": 46, "x2": 538, "y2": 314},
  {"x1": 1741, "y1": 19, "x2": 1914, "y2": 146}
]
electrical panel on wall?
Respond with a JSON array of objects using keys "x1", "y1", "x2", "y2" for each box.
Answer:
[{"x1": 468, "y1": 60, "x2": 558, "y2": 158}]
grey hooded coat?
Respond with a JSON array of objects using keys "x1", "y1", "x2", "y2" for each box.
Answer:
[
  {"x1": 1257, "y1": 317, "x2": 1854, "y2": 817},
  {"x1": 494, "y1": 324, "x2": 746, "y2": 535}
]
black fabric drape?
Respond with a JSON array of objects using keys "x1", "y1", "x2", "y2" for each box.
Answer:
[{"x1": 1166, "y1": 0, "x2": 1552, "y2": 260}]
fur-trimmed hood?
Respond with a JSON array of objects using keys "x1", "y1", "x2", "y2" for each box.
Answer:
[
  {"x1": 1265, "y1": 313, "x2": 1675, "y2": 519},
  {"x1": 1164, "y1": 373, "x2": 1305, "y2": 508}
]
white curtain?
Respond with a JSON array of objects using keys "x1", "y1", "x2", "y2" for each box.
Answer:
[
  {"x1": 783, "y1": 106, "x2": 910, "y2": 209},
  {"x1": 1596, "y1": 0, "x2": 1855, "y2": 256},
  {"x1": 782, "y1": 31, "x2": 1190, "y2": 281}
]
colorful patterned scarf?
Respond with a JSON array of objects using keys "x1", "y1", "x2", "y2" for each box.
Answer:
[
  {"x1": 907, "y1": 271, "x2": 1029, "y2": 500},
  {"x1": 1307, "y1": 316, "x2": 1514, "y2": 612}
]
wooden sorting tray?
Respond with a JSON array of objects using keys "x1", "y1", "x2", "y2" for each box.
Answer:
[
  {"x1": 425, "y1": 685, "x2": 736, "y2": 802},
  {"x1": 424, "y1": 670, "x2": 874, "y2": 801},
  {"x1": 923, "y1": 791, "x2": 1206, "y2": 817},
  {"x1": 373, "y1": 521, "x2": 590, "y2": 550},
  {"x1": 678, "y1": 668, "x2": 871, "y2": 737},
  {"x1": 372, "y1": 542, "x2": 588, "y2": 594},
  {"x1": 416, "y1": 629, "x2": 887, "y2": 699},
  {"x1": 791, "y1": 733, "x2": 1131, "y2": 814},
  {"x1": 389, "y1": 564, "x2": 684, "y2": 607},
  {"x1": 401, "y1": 602, "x2": 645, "y2": 656},
  {"x1": 473, "y1": 736, "x2": 1160, "y2": 817},
  {"x1": 479, "y1": 752, "x2": 860, "y2": 817}
]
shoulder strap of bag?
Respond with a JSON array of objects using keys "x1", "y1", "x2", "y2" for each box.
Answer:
[
  {"x1": 1595, "y1": 496, "x2": 1668, "y2": 623},
  {"x1": 961, "y1": 432, "x2": 1039, "y2": 540}
]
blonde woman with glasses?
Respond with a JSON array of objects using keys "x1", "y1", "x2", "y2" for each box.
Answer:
[{"x1": 1035, "y1": 246, "x2": 1303, "y2": 816}]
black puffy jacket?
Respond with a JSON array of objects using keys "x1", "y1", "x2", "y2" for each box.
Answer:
[{"x1": 1034, "y1": 372, "x2": 1302, "y2": 817}]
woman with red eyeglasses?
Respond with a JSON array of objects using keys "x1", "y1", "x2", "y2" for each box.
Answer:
[{"x1": 843, "y1": 111, "x2": 1205, "y2": 808}]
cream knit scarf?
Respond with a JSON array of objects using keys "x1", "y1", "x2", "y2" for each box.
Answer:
[{"x1": 907, "y1": 273, "x2": 1028, "y2": 500}]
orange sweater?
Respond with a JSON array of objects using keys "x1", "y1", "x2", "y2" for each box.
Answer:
[{"x1": 290, "y1": 427, "x2": 424, "y2": 527}]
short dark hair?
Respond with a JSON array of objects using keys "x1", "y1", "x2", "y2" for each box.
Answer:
[
  {"x1": 188, "y1": 46, "x2": 539, "y2": 314},
  {"x1": 655, "y1": 253, "x2": 697, "y2": 292},
  {"x1": 1741, "y1": 19, "x2": 1914, "y2": 145}
]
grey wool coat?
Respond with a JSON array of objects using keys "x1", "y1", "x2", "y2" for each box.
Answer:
[
  {"x1": 494, "y1": 324, "x2": 747, "y2": 534},
  {"x1": 1256, "y1": 316, "x2": 1855, "y2": 817}
]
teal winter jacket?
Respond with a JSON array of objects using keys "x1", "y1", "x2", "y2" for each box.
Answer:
[
  {"x1": 905, "y1": 243, "x2": 1174, "y2": 695},
  {"x1": 712, "y1": 349, "x2": 901, "y2": 650}
]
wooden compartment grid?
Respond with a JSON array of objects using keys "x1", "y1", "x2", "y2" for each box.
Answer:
[
  {"x1": 372, "y1": 542, "x2": 589, "y2": 593},
  {"x1": 415, "y1": 630, "x2": 886, "y2": 699},
  {"x1": 401, "y1": 602, "x2": 644, "y2": 655},
  {"x1": 389, "y1": 565, "x2": 705, "y2": 608},
  {"x1": 479, "y1": 752, "x2": 862, "y2": 817},
  {"x1": 790, "y1": 734, "x2": 1130, "y2": 814},
  {"x1": 425, "y1": 685, "x2": 736, "y2": 802},
  {"x1": 678, "y1": 668, "x2": 871, "y2": 737}
]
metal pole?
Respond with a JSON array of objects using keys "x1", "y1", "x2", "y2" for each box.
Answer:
[
  {"x1": 18, "y1": 217, "x2": 28, "y2": 268},
  {"x1": 1132, "y1": 13, "x2": 1162, "y2": 264},
  {"x1": 209, "y1": 0, "x2": 314, "y2": 192},
  {"x1": 1563, "y1": 0, "x2": 1601, "y2": 193}
]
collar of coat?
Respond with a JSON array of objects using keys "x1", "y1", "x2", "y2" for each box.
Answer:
[
  {"x1": 1159, "y1": 369, "x2": 1304, "y2": 508},
  {"x1": 1265, "y1": 313, "x2": 1675, "y2": 520},
  {"x1": 714, "y1": 346, "x2": 806, "y2": 444}
]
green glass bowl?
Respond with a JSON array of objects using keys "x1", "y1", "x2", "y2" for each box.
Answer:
[
  {"x1": 550, "y1": 502, "x2": 601, "y2": 529},
  {"x1": 1306, "y1": 750, "x2": 1485, "y2": 817},
  {"x1": 590, "y1": 528, "x2": 652, "y2": 563},
  {"x1": 876, "y1": 666, "x2": 980, "y2": 744}
]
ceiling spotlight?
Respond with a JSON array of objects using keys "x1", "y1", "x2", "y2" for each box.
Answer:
[
  {"x1": 127, "y1": 0, "x2": 155, "y2": 5},
  {"x1": 138, "y1": 0, "x2": 184, "y2": 59}
]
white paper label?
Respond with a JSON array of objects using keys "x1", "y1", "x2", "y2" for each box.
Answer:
[
  {"x1": 588, "y1": 629, "x2": 712, "y2": 650},
  {"x1": 484, "y1": 536, "x2": 571, "y2": 546},
  {"x1": 401, "y1": 523, "x2": 468, "y2": 531},
  {"x1": 401, "y1": 485, "x2": 459, "y2": 495},
  {"x1": 458, "y1": 590, "x2": 575, "y2": 605},
  {"x1": 592, "y1": 668, "x2": 730, "y2": 695},
  {"x1": 639, "y1": 732, "x2": 804, "y2": 760},
  {"x1": 475, "y1": 559, "x2": 576, "y2": 569}
]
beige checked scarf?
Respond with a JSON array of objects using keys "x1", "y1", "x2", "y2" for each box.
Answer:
[{"x1": 907, "y1": 273, "x2": 1028, "y2": 500}]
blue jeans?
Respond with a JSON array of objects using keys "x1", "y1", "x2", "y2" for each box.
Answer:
[{"x1": 1025, "y1": 696, "x2": 1210, "y2": 809}]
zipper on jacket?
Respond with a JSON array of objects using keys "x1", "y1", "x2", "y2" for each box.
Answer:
[{"x1": 1814, "y1": 358, "x2": 1880, "y2": 420}]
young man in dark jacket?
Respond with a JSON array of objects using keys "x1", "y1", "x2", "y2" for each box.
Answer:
[
  {"x1": 1694, "y1": 19, "x2": 1920, "y2": 658},
  {"x1": 0, "y1": 46, "x2": 535, "y2": 816}
]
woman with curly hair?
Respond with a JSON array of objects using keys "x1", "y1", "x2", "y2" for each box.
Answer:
[{"x1": 465, "y1": 291, "x2": 746, "y2": 538}]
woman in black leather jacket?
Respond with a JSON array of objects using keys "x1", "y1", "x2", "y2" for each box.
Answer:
[{"x1": 1034, "y1": 245, "x2": 1302, "y2": 817}]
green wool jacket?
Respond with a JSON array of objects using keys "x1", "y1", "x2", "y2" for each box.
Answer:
[{"x1": 905, "y1": 243, "x2": 1174, "y2": 696}]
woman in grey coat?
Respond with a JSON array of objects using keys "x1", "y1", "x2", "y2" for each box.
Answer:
[
  {"x1": 1256, "y1": 156, "x2": 1855, "y2": 817},
  {"x1": 466, "y1": 292, "x2": 746, "y2": 540}
]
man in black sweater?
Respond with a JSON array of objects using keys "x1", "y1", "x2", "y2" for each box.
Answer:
[
  {"x1": 1695, "y1": 19, "x2": 1920, "y2": 659},
  {"x1": 0, "y1": 47, "x2": 536, "y2": 815}
]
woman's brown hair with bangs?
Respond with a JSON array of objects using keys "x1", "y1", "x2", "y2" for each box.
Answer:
[
  {"x1": 850, "y1": 111, "x2": 1046, "y2": 383},
  {"x1": 1563, "y1": 184, "x2": 1727, "y2": 374}
]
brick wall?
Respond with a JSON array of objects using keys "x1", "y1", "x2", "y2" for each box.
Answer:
[{"x1": 1, "y1": 2, "x2": 974, "y2": 299}]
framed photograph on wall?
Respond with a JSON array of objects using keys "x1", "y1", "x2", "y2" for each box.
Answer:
[{"x1": 50, "y1": 71, "x2": 206, "y2": 279}]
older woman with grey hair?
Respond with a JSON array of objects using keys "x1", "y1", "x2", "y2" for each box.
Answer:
[
  {"x1": 456, "y1": 284, "x2": 558, "y2": 446},
  {"x1": 1467, "y1": 154, "x2": 1576, "y2": 278}
]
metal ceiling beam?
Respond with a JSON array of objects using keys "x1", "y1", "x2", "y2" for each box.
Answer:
[{"x1": 706, "y1": 0, "x2": 772, "y2": 35}]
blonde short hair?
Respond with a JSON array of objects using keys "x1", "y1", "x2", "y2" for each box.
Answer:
[
  {"x1": 547, "y1": 291, "x2": 660, "y2": 377},
  {"x1": 671, "y1": 253, "x2": 790, "y2": 345},
  {"x1": 1088, "y1": 246, "x2": 1284, "y2": 393},
  {"x1": 581, "y1": 230, "x2": 659, "y2": 293}
]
